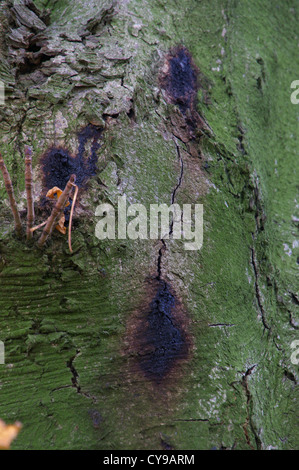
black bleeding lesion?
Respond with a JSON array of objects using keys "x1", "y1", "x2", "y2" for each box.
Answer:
[
  {"x1": 38, "y1": 124, "x2": 102, "y2": 224},
  {"x1": 161, "y1": 46, "x2": 200, "y2": 127},
  {"x1": 164, "y1": 47, "x2": 197, "y2": 114},
  {"x1": 41, "y1": 124, "x2": 102, "y2": 191},
  {"x1": 137, "y1": 281, "x2": 188, "y2": 384}
]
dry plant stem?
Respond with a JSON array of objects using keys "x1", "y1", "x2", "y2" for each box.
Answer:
[
  {"x1": 38, "y1": 174, "x2": 76, "y2": 248},
  {"x1": 25, "y1": 146, "x2": 35, "y2": 240},
  {"x1": 0, "y1": 152, "x2": 22, "y2": 237},
  {"x1": 68, "y1": 183, "x2": 78, "y2": 253},
  {"x1": 30, "y1": 220, "x2": 47, "y2": 232}
]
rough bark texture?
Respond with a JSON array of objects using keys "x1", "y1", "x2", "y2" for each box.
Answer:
[{"x1": 0, "y1": 0, "x2": 298, "y2": 450}]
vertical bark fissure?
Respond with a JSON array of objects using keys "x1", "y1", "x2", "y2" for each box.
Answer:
[
  {"x1": 241, "y1": 365, "x2": 261, "y2": 450},
  {"x1": 66, "y1": 350, "x2": 99, "y2": 402},
  {"x1": 250, "y1": 246, "x2": 271, "y2": 332},
  {"x1": 156, "y1": 139, "x2": 184, "y2": 281},
  {"x1": 171, "y1": 140, "x2": 184, "y2": 206},
  {"x1": 67, "y1": 350, "x2": 81, "y2": 393}
]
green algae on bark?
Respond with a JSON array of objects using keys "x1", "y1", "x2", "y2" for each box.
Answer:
[{"x1": 0, "y1": 0, "x2": 298, "y2": 450}]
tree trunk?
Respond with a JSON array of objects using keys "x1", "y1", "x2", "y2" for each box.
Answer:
[{"x1": 0, "y1": 0, "x2": 298, "y2": 450}]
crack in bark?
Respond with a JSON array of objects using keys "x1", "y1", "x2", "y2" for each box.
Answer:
[
  {"x1": 67, "y1": 350, "x2": 81, "y2": 393},
  {"x1": 283, "y1": 369, "x2": 298, "y2": 385},
  {"x1": 289, "y1": 291, "x2": 299, "y2": 306},
  {"x1": 66, "y1": 349, "x2": 97, "y2": 401},
  {"x1": 171, "y1": 139, "x2": 184, "y2": 205},
  {"x1": 155, "y1": 138, "x2": 184, "y2": 281},
  {"x1": 287, "y1": 292, "x2": 299, "y2": 328},
  {"x1": 174, "y1": 418, "x2": 209, "y2": 422},
  {"x1": 249, "y1": 177, "x2": 273, "y2": 333},
  {"x1": 250, "y1": 246, "x2": 271, "y2": 332},
  {"x1": 241, "y1": 365, "x2": 262, "y2": 450},
  {"x1": 274, "y1": 282, "x2": 298, "y2": 330},
  {"x1": 156, "y1": 239, "x2": 166, "y2": 281},
  {"x1": 288, "y1": 310, "x2": 298, "y2": 330}
]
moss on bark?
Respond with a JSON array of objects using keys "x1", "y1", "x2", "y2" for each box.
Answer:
[{"x1": 0, "y1": 0, "x2": 298, "y2": 450}]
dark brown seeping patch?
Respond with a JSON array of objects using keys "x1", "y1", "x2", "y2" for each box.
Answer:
[
  {"x1": 39, "y1": 124, "x2": 102, "y2": 225},
  {"x1": 160, "y1": 46, "x2": 203, "y2": 131},
  {"x1": 125, "y1": 278, "x2": 191, "y2": 386},
  {"x1": 41, "y1": 124, "x2": 102, "y2": 192}
]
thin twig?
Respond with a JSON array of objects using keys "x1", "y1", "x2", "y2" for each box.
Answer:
[
  {"x1": 68, "y1": 183, "x2": 78, "y2": 253},
  {"x1": 30, "y1": 220, "x2": 47, "y2": 232},
  {"x1": 0, "y1": 152, "x2": 22, "y2": 237},
  {"x1": 24, "y1": 146, "x2": 35, "y2": 240},
  {"x1": 38, "y1": 174, "x2": 76, "y2": 248}
]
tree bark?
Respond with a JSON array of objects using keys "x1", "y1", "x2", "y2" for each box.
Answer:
[{"x1": 0, "y1": 0, "x2": 298, "y2": 450}]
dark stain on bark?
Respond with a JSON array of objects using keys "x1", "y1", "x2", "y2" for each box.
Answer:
[
  {"x1": 139, "y1": 280, "x2": 188, "y2": 383},
  {"x1": 125, "y1": 278, "x2": 191, "y2": 386},
  {"x1": 160, "y1": 46, "x2": 204, "y2": 132},
  {"x1": 163, "y1": 47, "x2": 198, "y2": 115},
  {"x1": 40, "y1": 124, "x2": 103, "y2": 192}
]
